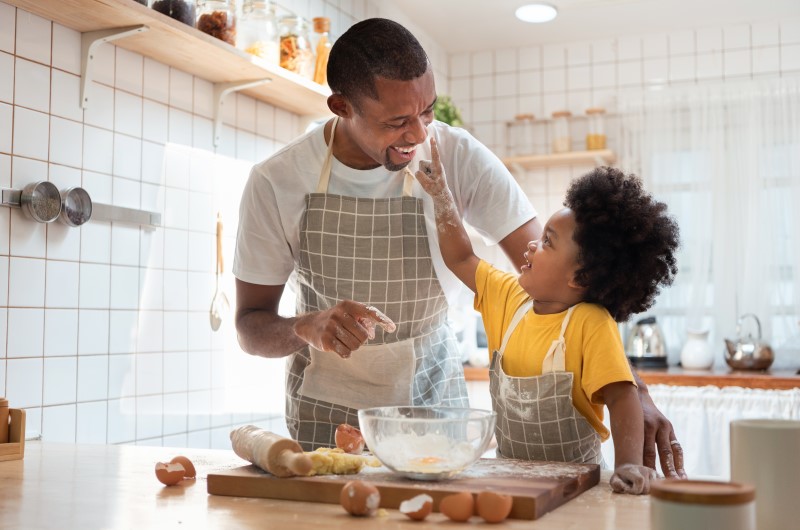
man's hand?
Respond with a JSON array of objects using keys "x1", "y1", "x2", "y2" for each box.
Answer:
[
  {"x1": 640, "y1": 388, "x2": 687, "y2": 479},
  {"x1": 292, "y1": 301, "x2": 396, "y2": 359}
]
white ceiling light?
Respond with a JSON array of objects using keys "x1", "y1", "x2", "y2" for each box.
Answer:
[{"x1": 515, "y1": 3, "x2": 558, "y2": 23}]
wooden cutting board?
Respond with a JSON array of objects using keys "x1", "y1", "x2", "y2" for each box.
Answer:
[{"x1": 207, "y1": 458, "x2": 600, "y2": 520}]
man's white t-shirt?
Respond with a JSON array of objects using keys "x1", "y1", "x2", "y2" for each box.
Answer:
[{"x1": 232, "y1": 120, "x2": 537, "y2": 306}]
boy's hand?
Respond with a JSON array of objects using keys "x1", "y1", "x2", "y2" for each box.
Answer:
[
  {"x1": 610, "y1": 463, "x2": 657, "y2": 495},
  {"x1": 415, "y1": 138, "x2": 449, "y2": 197}
]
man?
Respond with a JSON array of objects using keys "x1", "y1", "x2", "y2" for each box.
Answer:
[{"x1": 232, "y1": 18, "x2": 686, "y2": 479}]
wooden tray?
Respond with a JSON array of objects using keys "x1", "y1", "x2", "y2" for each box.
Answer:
[
  {"x1": 208, "y1": 458, "x2": 600, "y2": 520},
  {"x1": 0, "y1": 409, "x2": 26, "y2": 462}
]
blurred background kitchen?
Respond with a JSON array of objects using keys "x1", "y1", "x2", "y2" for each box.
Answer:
[{"x1": 0, "y1": 0, "x2": 798, "y2": 478}]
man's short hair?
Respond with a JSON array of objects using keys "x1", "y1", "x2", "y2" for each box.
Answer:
[{"x1": 327, "y1": 18, "x2": 430, "y2": 110}]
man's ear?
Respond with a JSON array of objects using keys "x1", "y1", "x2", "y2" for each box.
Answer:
[{"x1": 327, "y1": 94, "x2": 353, "y2": 119}]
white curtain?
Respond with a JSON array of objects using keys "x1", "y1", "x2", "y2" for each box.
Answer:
[{"x1": 618, "y1": 78, "x2": 800, "y2": 368}]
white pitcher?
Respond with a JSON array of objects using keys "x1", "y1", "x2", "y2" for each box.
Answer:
[{"x1": 680, "y1": 329, "x2": 713, "y2": 369}]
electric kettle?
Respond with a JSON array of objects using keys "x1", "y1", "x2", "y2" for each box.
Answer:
[{"x1": 625, "y1": 316, "x2": 668, "y2": 368}]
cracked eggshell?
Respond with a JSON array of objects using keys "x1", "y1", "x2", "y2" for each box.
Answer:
[
  {"x1": 340, "y1": 480, "x2": 380, "y2": 517},
  {"x1": 476, "y1": 491, "x2": 513, "y2": 523},
  {"x1": 439, "y1": 491, "x2": 475, "y2": 522},
  {"x1": 335, "y1": 424, "x2": 366, "y2": 454},
  {"x1": 155, "y1": 462, "x2": 186, "y2": 486},
  {"x1": 169, "y1": 456, "x2": 196, "y2": 478},
  {"x1": 399, "y1": 493, "x2": 433, "y2": 521}
]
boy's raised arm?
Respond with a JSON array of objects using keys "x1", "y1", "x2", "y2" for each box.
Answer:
[{"x1": 414, "y1": 138, "x2": 480, "y2": 293}]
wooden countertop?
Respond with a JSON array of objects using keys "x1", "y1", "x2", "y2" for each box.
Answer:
[
  {"x1": 0, "y1": 443, "x2": 652, "y2": 529},
  {"x1": 463, "y1": 365, "x2": 800, "y2": 390}
]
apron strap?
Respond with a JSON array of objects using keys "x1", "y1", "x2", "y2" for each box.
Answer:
[
  {"x1": 316, "y1": 116, "x2": 415, "y2": 197},
  {"x1": 542, "y1": 305, "x2": 577, "y2": 373},
  {"x1": 316, "y1": 116, "x2": 339, "y2": 193},
  {"x1": 498, "y1": 301, "x2": 533, "y2": 353},
  {"x1": 402, "y1": 168, "x2": 415, "y2": 197}
]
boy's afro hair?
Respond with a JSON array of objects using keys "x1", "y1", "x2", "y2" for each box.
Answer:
[{"x1": 565, "y1": 166, "x2": 680, "y2": 322}]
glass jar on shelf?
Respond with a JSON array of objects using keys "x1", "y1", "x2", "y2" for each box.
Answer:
[
  {"x1": 148, "y1": 0, "x2": 195, "y2": 26},
  {"x1": 196, "y1": 0, "x2": 237, "y2": 46},
  {"x1": 279, "y1": 15, "x2": 314, "y2": 79},
  {"x1": 312, "y1": 16, "x2": 333, "y2": 86},
  {"x1": 585, "y1": 107, "x2": 607, "y2": 150},
  {"x1": 506, "y1": 113, "x2": 535, "y2": 156},
  {"x1": 550, "y1": 110, "x2": 572, "y2": 153},
  {"x1": 237, "y1": 0, "x2": 280, "y2": 64}
]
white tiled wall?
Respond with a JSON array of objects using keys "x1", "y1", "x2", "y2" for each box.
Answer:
[
  {"x1": 0, "y1": 0, "x2": 450, "y2": 447},
  {"x1": 448, "y1": 17, "x2": 800, "y2": 221}
]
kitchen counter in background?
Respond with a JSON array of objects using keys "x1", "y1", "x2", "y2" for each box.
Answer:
[
  {"x1": 0, "y1": 443, "x2": 651, "y2": 529},
  {"x1": 464, "y1": 365, "x2": 800, "y2": 389}
]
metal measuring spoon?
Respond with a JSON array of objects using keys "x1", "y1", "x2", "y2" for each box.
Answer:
[{"x1": 210, "y1": 212, "x2": 230, "y2": 331}]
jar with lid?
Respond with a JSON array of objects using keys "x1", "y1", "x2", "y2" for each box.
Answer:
[
  {"x1": 279, "y1": 16, "x2": 314, "y2": 79},
  {"x1": 312, "y1": 17, "x2": 333, "y2": 86},
  {"x1": 506, "y1": 113, "x2": 535, "y2": 156},
  {"x1": 551, "y1": 110, "x2": 572, "y2": 153},
  {"x1": 585, "y1": 107, "x2": 607, "y2": 150},
  {"x1": 148, "y1": 0, "x2": 195, "y2": 26},
  {"x1": 650, "y1": 480, "x2": 755, "y2": 530},
  {"x1": 197, "y1": 0, "x2": 237, "y2": 46},
  {"x1": 237, "y1": 0, "x2": 279, "y2": 64}
]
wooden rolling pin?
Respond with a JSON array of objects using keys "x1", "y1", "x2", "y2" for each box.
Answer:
[{"x1": 230, "y1": 425, "x2": 313, "y2": 478}]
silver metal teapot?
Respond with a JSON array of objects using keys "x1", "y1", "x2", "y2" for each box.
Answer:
[{"x1": 724, "y1": 313, "x2": 774, "y2": 371}]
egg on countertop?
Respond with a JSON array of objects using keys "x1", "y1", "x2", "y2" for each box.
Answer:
[
  {"x1": 439, "y1": 491, "x2": 475, "y2": 522},
  {"x1": 340, "y1": 480, "x2": 380, "y2": 516},
  {"x1": 154, "y1": 462, "x2": 186, "y2": 486},
  {"x1": 399, "y1": 493, "x2": 433, "y2": 521},
  {"x1": 169, "y1": 455, "x2": 196, "y2": 478},
  {"x1": 476, "y1": 491, "x2": 514, "y2": 523}
]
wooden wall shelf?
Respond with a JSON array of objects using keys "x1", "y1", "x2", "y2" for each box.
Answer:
[
  {"x1": 5, "y1": 0, "x2": 332, "y2": 117},
  {"x1": 502, "y1": 150, "x2": 616, "y2": 171},
  {"x1": 0, "y1": 409, "x2": 26, "y2": 462}
]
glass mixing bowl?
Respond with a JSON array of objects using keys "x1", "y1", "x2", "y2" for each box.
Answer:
[{"x1": 357, "y1": 406, "x2": 496, "y2": 481}]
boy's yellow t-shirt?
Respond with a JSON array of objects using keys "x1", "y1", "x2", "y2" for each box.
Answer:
[{"x1": 474, "y1": 260, "x2": 635, "y2": 440}]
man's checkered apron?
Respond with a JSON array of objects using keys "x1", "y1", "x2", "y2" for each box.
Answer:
[
  {"x1": 286, "y1": 117, "x2": 468, "y2": 450},
  {"x1": 490, "y1": 301, "x2": 601, "y2": 463}
]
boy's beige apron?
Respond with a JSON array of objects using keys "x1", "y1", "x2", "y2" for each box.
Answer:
[
  {"x1": 286, "y1": 117, "x2": 468, "y2": 450},
  {"x1": 489, "y1": 301, "x2": 601, "y2": 464}
]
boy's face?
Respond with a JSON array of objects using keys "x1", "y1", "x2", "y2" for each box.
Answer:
[{"x1": 518, "y1": 208, "x2": 584, "y2": 307}]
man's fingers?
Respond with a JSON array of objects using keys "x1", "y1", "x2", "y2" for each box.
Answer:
[{"x1": 362, "y1": 305, "x2": 397, "y2": 333}]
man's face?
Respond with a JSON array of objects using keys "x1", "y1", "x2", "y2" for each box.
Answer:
[{"x1": 339, "y1": 68, "x2": 437, "y2": 171}]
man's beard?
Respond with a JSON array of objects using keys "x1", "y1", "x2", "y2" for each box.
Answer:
[{"x1": 383, "y1": 150, "x2": 411, "y2": 172}]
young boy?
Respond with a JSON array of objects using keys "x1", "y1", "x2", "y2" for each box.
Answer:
[{"x1": 414, "y1": 139, "x2": 680, "y2": 495}]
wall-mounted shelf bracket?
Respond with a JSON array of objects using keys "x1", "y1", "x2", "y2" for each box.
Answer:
[
  {"x1": 81, "y1": 25, "x2": 149, "y2": 109},
  {"x1": 91, "y1": 203, "x2": 161, "y2": 231},
  {"x1": 213, "y1": 79, "x2": 271, "y2": 146}
]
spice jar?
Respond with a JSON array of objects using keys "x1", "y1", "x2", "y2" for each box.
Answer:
[
  {"x1": 650, "y1": 480, "x2": 755, "y2": 530},
  {"x1": 551, "y1": 110, "x2": 572, "y2": 153},
  {"x1": 312, "y1": 17, "x2": 332, "y2": 86},
  {"x1": 237, "y1": 0, "x2": 279, "y2": 64},
  {"x1": 586, "y1": 107, "x2": 607, "y2": 150},
  {"x1": 148, "y1": 0, "x2": 195, "y2": 26},
  {"x1": 197, "y1": 0, "x2": 237, "y2": 46},
  {"x1": 279, "y1": 16, "x2": 314, "y2": 79},
  {"x1": 506, "y1": 113, "x2": 535, "y2": 156}
]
